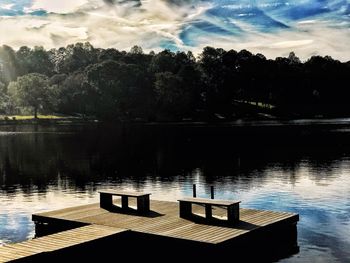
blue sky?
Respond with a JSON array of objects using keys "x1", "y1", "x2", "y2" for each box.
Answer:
[{"x1": 0, "y1": 0, "x2": 349, "y2": 61}]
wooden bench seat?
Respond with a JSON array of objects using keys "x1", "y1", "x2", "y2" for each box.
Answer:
[
  {"x1": 178, "y1": 197, "x2": 241, "y2": 224},
  {"x1": 99, "y1": 190, "x2": 151, "y2": 214}
]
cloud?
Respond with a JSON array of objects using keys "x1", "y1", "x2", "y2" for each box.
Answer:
[
  {"x1": 0, "y1": 0, "x2": 349, "y2": 61},
  {"x1": 103, "y1": 0, "x2": 142, "y2": 7},
  {"x1": 0, "y1": 4, "x2": 15, "y2": 10},
  {"x1": 268, "y1": 40, "x2": 315, "y2": 49},
  {"x1": 30, "y1": 0, "x2": 91, "y2": 13}
]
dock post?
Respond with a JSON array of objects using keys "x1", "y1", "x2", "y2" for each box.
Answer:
[
  {"x1": 227, "y1": 204, "x2": 240, "y2": 224},
  {"x1": 210, "y1": 186, "x2": 214, "y2": 199},
  {"x1": 193, "y1": 184, "x2": 197, "y2": 198},
  {"x1": 121, "y1": 196, "x2": 129, "y2": 210},
  {"x1": 179, "y1": 201, "x2": 192, "y2": 218},
  {"x1": 100, "y1": 193, "x2": 113, "y2": 209},
  {"x1": 205, "y1": 204, "x2": 212, "y2": 219}
]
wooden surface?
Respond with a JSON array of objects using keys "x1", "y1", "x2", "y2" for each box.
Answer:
[
  {"x1": 178, "y1": 197, "x2": 240, "y2": 206},
  {"x1": 33, "y1": 200, "x2": 298, "y2": 245},
  {"x1": 98, "y1": 190, "x2": 151, "y2": 197},
  {"x1": 0, "y1": 225, "x2": 126, "y2": 262}
]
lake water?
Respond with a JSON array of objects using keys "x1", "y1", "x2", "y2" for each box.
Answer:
[{"x1": 0, "y1": 121, "x2": 350, "y2": 262}]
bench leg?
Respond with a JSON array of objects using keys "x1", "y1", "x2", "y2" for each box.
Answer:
[
  {"x1": 137, "y1": 196, "x2": 150, "y2": 213},
  {"x1": 179, "y1": 202, "x2": 192, "y2": 218},
  {"x1": 205, "y1": 204, "x2": 212, "y2": 219},
  {"x1": 100, "y1": 193, "x2": 112, "y2": 209},
  {"x1": 121, "y1": 196, "x2": 129, "y2": 210},
  {"x1": 227, "y1": 204, "x2": 240, "y2": 224}
]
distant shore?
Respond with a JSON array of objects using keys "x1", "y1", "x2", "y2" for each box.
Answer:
[
  {"x1": 2, "y1": 114, "x2": 350, "y2": 128},
  {"x1": 0, "y1": 115, "x2": 99, "y2": 125}
]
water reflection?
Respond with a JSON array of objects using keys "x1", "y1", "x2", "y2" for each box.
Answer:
[{"x1": 0, "y1": 123, "x2": 350, "y2": 262}]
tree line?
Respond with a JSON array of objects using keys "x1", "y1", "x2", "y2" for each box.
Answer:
[{"x1": 1, "y1": 43, "x2": 350, "y2": 121}]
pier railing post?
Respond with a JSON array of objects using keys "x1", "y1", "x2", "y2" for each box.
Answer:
[
  {"x1": 193, "y1": 184, "x2": 197, "y2": 198},
  {"x1": 210, "y1": 186, "x2": 214, "y2": 199}
]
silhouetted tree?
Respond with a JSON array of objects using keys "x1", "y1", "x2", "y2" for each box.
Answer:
[{"x1": 154, "y1": 71, "x2": 190, "y2": 120}]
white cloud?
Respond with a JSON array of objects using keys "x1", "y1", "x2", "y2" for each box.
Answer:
[
  {"x1": 270, "y1": 40, "x2": 314, "y2": 49},
  {"x1": 30, "y1": 0, "x2": 91, "y2": 13},
  {"x1": 0, "y1": 4, "x2": 15, "y2": 10},
  {"x1": 297, "y1": 20, "x2": 317, "y2": 25}
]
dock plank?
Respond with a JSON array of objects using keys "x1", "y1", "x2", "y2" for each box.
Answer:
[{"x1": 0, "y1": 225, "x2": 126, "y2": 263}]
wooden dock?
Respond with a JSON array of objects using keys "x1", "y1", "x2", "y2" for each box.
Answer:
[
  {"x1": 1, "y1": 199, "x2": 299, "y2": 261},
  {"x1": 0, "y1": 225, "x2": 127, "y2": 262}
]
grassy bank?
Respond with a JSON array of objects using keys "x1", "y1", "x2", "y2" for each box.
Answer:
[
  {"x1": 1, "y1": 115, "x2": 67, "y2": 120},
  {"x1": 0, "y1": 115, "x2": 98, "y2": 125}
]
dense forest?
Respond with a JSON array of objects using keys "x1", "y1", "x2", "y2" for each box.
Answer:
[{"x1": 0, "y1": 43, "x2": 350, "y2": 121}]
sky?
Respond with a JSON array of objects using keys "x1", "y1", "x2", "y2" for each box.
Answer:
[{"x1": 0, "y1": 0, "x2": 349, "y2": 61}]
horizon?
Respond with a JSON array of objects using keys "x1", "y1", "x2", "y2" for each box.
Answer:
[{"x1": 0, "y1": 0, "x2": 349, "y2": 62}]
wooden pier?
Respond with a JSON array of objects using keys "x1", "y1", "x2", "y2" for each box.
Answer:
[
  {"x1": 0, "y1": 225, "x2": 127, "y2": 262},
  {"x1": 0, "y1": 199, "x2": 299, "y2": 261}
]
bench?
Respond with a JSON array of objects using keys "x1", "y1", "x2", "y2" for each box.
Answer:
[
  {"x1": 178, "y1": 197, "x2": 241, "y2": 224},
  {"x1": 99, "y1": 190, "x2": 151, "y2": 214}
]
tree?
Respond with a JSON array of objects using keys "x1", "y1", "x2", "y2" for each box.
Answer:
[
  {"x1": 98, "y1": 48, "x2": 123, "y2": 62},
  {"x1": 59, "y1": 42, "x2": 98, "y2": 73},
  {"x1": 56, "y1": 71, "x2": 97, "y2": 117},
  {"x1": 86, "y1": 60, "x2": 152, "y2": 120},
  {"x1": 288, "y1": 52, "x2": 301, "y2": 64},
  {"x1": 49, "y1": 47, "x2": 69, "y2": 73},
  {"x1": 8, "y1": 73, "x2": 51, "y2": 118},
  {"x1": 0, "y1": 81, "x2": 10, "y2": 114},
  {"x1": 85, "y1": 60, "x2": 121, "y2": 119},
  {"x1": 29, "y1": 46, "x2": 54, "y2": 76},
  {"x1": 149, "y1": 49, "x2": 177, "y2": 73},
  {"x1": 16, "y1": 46, "x2": 31, "y2": 75},
  {"x1": 16, "y1": 46, "x2": 54, "y2": 76},
  {"x1": 154, "y1": 71, "x2": 190, "y2": 120},
  {"x1": 198, "y1": 47, "x2": 227, "y2": 116},
  {"x1": 130, "y1": 45, "x2": 143, "y2": 55}
]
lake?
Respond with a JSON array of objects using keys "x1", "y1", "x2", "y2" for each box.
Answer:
[{"x1": 0, "y1": 120, "x2": 350, "y2": 262}]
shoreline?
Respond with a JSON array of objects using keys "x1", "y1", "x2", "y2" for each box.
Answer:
[{"x1": 1, "y1": 116, "x2": 350, "y2": 127}]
